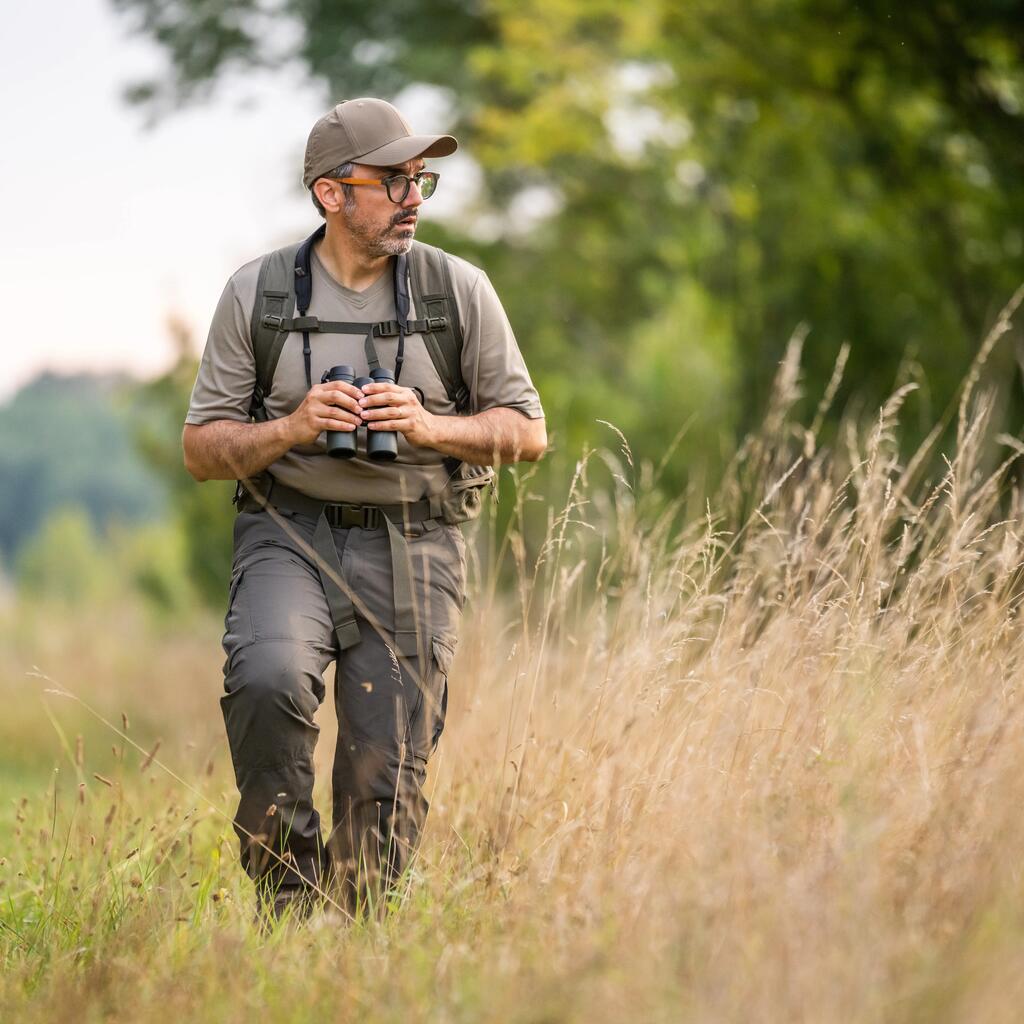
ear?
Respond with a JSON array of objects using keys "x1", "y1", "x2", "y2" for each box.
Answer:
[{"x1": 313, "y1": 177, "x2": 344, "y2": 214}]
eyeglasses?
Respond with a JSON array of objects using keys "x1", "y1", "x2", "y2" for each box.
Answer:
[{"x1": 331, "y1": 170, "x2": 439, "y2": 204}]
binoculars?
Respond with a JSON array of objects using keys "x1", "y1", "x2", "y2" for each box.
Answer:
[{"x1": 320, "y1": 365, "x2": 398, "y2": 462}]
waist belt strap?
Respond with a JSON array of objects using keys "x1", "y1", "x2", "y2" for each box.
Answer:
[
  {"x1": 240, "y1": 479, "x2": 433, "y2": 660},
  {"x1": 312, "y1": 510, "x2": 361, "y2": 651},
  {"x1": 383, "y1": 515, "x2": 420, "y2": 660}
]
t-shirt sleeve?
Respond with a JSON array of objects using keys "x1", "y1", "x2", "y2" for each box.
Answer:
[
  {"x1": 184, "y1": 273, "x2": 257, "y2": 426},
  {"x1": 461, "y1": 270, "x2": 544, "y2": 419}
]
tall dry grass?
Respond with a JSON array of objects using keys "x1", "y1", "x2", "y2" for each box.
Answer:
[{"x1": 3, "y1": 301, "x2": 1024, "y2": 1022}]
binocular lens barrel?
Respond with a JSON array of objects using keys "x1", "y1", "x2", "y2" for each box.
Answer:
[
  {"x1": 320, "y1": 365, "x2": 400, "y2": 463},
  {"x1": 321, "y1": 364, "x2": 357, "y2": 459},
  {"x1": 356, "y1": 369, "x2": 399, "y2": 462}
]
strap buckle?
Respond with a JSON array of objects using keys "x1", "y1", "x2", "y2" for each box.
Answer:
[
  {"x1": 262, "y1": 314, "x2": 284, "y2": 330},
  {"x1": 425, "y1": 316, "x2": 447, "y2": 331},
  {"x1": 373, "y1": 320, "x2": 401, "y2": 338},
  {"x1": 327, "y1": 503, "x2": 381, "y2": 530}
]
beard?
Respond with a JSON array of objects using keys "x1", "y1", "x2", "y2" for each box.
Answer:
[{"x1": 343, "y1": 204, "x2": 417, "y2": 257}]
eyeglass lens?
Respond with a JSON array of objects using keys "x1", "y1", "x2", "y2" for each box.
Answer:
[{"x1": 385, "y1": 172, "x2": 438, "y2": 203}]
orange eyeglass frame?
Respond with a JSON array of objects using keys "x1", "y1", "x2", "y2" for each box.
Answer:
[{"x1": 328, "y1": 170, "x2": 439, "y2": 203}]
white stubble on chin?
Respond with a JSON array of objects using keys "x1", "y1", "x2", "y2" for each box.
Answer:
[{"x1": 379, "y1": 222, "x2": 415, "y2": 256}]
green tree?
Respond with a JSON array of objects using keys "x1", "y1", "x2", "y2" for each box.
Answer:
[
  {"x1": 111, "y1": 0, "x2": 1024, "y2": 487},
  {"x1": 108, "y1": 519, "x2": 198, "y2": 615},
  {"x1": 130, "y1": 317, "x2": 236, "y2": 607},
  {"x1": 0, "y1": 372, "x2": 166, "y2": 558},
  {"x1": 16, "y1": 507, "x2": 114, "y2": 603}
]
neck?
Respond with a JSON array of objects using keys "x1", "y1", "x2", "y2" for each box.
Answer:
[{"x1": 314, "y1": 219, "x2": 391, "y2": 292}]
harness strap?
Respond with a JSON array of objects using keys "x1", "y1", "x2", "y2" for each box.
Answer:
[
  {"x1": 238, "y1": 478, "x2": 434, "y2": 660},
  {"x1": 312, "y1": 510, "x2": 361, "y2": 651},
  {"x1": 408, "y1": 244, "x2": 470, "y2": 413},
  {"x1": 294, "y1": 229, "x2": 317, "y2": 391},
  {"x1": 394, "y1": 252, "x2": 411, "y2": 387},
  {"x1": 384, "y1": 515, "x2": 420, "y2": 661},
  {"x1": 364, "y1": 327, "x2": 381, "y2": 374},
  {"x1": 260, "y1": 315, "x2": 446, "y2": 336},
  {"x1": 249, "y1": 229, "x2": 465, "y2": 420}
]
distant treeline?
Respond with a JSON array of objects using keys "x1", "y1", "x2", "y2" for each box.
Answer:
[{"x1": 0, "y1": 373, "x2": 166, "y2": 561}]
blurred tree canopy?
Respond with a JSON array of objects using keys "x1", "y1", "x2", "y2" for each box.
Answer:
[
  {"x1": 130, "y1": 318, "x2": 237, "y2": 605},
  {"x1": 0, "y1": 373, "x2": 165, "y2": 559},
  {"x1": 113, "y1": 0, "x2": 1024, "y2": 489}
]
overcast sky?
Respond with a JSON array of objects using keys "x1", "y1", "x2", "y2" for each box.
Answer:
[{"x1": 1, "y1": 0, "x2": 468, "y2": 401}]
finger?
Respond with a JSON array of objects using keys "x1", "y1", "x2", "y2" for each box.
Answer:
[
  {"x1": 363, "y1": 392, "x2": 416, "y2": 414},
  {"x1": 318, "y1": 393, "x2": 363, "y2": 415},
  {"x1": 313, "y1": 397, "x2": 363, "y2": 419},
  {"x1": 314, "y1": 406, "x2": 363, "y2": 427},
  {"x1": 360, "y1": 382, "x2": 401, "y2": 395},
  {"x1": 361, "y1": 404, "x2": 409, "y2": 421},
  {"x1": 358, "y1": 391, "x2": 404, "y2": 410},
  {"x1": 318, "y1": 381, "x2": 364, "y2": 401},
  {"x1": 368, "y1": 418, "x2": 413, "y2": 432},
  {"x1": 317, "y1": 416, "x2": 357, "y2": 431}
]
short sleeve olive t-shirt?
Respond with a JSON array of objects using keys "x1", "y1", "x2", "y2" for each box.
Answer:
[{"x1": 185, "y1": 239, "x2": 544, "y2": 504}]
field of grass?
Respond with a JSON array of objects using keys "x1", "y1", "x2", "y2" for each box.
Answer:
[{"x1": 4, "y1": 332, "x2": 1024, "y2": 1022}]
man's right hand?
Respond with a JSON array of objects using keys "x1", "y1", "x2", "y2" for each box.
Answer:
[
  {"x1": 183, "y1": 382, "x2": 368, "y2": 483},
  {"x1": 285, "y1": 381, "x2": 365, "y2": 445}
]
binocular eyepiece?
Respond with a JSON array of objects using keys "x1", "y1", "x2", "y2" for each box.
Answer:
[{"x1": 320, "y1": 365, "x2": 398, "y2": 462}]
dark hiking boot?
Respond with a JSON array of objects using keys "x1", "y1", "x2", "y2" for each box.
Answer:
[{"x1": 253, "y1": 885, "x2": 318, "y2": 933}]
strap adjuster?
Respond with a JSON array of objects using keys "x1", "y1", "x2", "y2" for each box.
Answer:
[
  {"x1": 327, "y1": 503, "x2": 381, "y2": 530},
  {"x1": 425, "y1": 316, "x2": 447, "y2": 331},
  {"x1": 372, "y1": 320, "x2": 401, "y2": 338},
  {"x1": 262, "y1": 314, "x2": 285, "y2": 330}
]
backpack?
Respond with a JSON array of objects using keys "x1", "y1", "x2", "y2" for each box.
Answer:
[{"x1": 240, "y1": 223, "x2": 494, "y2": 523}]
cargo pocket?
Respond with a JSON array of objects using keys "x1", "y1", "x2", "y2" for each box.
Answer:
[
  {"x1": 221, "y1": 568, "x2": 254, "y2": 680},
  {"x1": 426, "y1": 634, "x2": 455, "y2": 756},
  {"x1": 439, "y1": 466, "x2": 495, "y2": 525}
]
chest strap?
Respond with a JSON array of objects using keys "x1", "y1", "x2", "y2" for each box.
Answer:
[{"x1": 261, "y1": 315, "x2": 447, "y2": 336}]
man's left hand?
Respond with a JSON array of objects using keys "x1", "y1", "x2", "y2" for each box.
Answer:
[{"x1": 358, "y1": 383, "x2": 437, "y2": 447}]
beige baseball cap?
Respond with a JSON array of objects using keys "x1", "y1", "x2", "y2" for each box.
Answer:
[{"x1": 302, "y1": 97, "x2": 458, "y2": 189}]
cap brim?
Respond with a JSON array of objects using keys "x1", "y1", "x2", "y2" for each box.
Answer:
[{"x1": 355, "y1": 133, "x2": 458, "y2": 167}]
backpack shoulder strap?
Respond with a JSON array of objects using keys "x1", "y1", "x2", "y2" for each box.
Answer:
[
  {"x1": 407, "y1": 242, "x2": 470, "y2": 414},
  {"x1": 248, "y1": 241, "x2": 302, "y2": 421}
]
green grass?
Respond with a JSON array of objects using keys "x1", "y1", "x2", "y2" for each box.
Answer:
[{"x1": 6, "y1": 326, "x2": 1024, "y2": 1021}]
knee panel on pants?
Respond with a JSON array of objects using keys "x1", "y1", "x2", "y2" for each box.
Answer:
[
  {"x1": 224, "y1": 640, "x2": 326, "y2": 710},
  {"x1": 221, "y1": 640, "x2": 327, "y2": 775}
]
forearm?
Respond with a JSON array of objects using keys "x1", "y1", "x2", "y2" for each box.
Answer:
[
  {"x1": 427, "y1": 407, "x2": 546, "y2": 465},
  {"x1": 182, "y1": 418, "x2": 296, "y2": 482}
]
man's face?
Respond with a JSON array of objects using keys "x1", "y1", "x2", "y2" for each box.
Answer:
[{"x1": 335, "y1": 157, "x2": 426, "y2": 257}]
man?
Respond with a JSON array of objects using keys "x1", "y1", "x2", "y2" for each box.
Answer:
[{"x1": 182, "y1": 97, "x2": 546, "y2": 924}]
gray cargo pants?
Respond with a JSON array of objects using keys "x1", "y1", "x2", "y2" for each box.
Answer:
[{"x1": 219, "y1": 504, "x2": 465, "y2": 912}]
